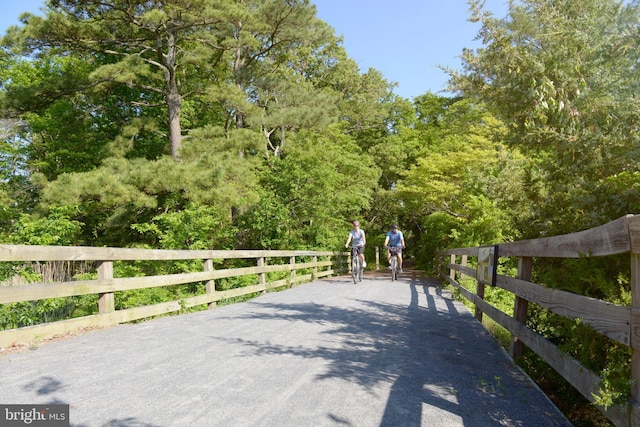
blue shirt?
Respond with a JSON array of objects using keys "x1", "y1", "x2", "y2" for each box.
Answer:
[{"x1": 386, "y1": 230, "x2": 403, "y2": 247}]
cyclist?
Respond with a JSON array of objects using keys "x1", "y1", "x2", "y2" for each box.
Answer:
[
  {"x1": 384, "y1": 224, "x2": 405, "y2": 272},
  {"x1": 345, "y1": 220, "x2": 366, "y2": 269}
]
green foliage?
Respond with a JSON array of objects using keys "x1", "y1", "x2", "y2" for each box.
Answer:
[
  {"x1": 132, "y1": 204, "x2": 237, "y2": 250},
  {"x1": 237, "y1": 188, "x2": 290, "y2": 249},
  {"x1": 38, "y1": 135, "x2": 261, "y2": 246},
  {"x1": 264, "y1": 125, "x2": 380, "y2": 249},
  {"x1": 115, "y1": 287, "x2": 175, "y2": 311},
  {"x1": 8, "y1": 206, "x2": 83, "y2": 245},
  {"x1": 455, "y1": 0, "x2": 640, "y2": 235},
  {"x1": 391, "y1": 97, "x2": 519, "y2": 269},
  {"x1": 0, "y1": 294, "x2": 98, "y2": 330},
  {"x1": 526, "y1": 254, "x2": 633, "y2": 407},
  {"x1": 216, "y1": 274, "x2": 258, "y2": 291}
]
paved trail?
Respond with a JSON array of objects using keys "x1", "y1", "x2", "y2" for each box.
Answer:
[{"x1": 0, "y1": 270, "x2": 571, "y2": 426}]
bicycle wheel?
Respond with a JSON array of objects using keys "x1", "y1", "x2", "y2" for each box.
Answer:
[
  {"x1": 390, "y1": 255, "x2": 397, "y2": 281},
  {"x1": 352, "y1": 257, "x2": 359, "y2": 284},
  {"x1": 357, "y1": 260, "x2": 363, "y2": 282}
]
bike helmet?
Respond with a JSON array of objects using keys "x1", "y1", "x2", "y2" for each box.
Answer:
[{"x1": 391, "y1": 224, "x2": 398, "y2": 229}]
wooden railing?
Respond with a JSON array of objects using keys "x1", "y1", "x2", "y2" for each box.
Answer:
[
  {"x1": 0, "y1": 245, "x2": 346, "y2": 348},
  {"x1": 439, "y1": 214, "x2": 640, "y2": 427}
]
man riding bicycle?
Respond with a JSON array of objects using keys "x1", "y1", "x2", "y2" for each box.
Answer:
[
  {"x1": 384, "y1": 224, "x2": 405, "y2": 272},
  {"x1": 345, "y1": 220, "x2": 366, "y2": 269}
]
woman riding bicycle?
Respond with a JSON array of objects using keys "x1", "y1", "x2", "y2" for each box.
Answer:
[
  {"x1": 384, "y1": 224, "x2": 405, "y2": 272},
  {"x1": 345, "y1": 220, "x2": 366, "y2": 269}
]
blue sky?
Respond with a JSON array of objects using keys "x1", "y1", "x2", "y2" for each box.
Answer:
[
  {"x1": 1, "y1": 0, "x2": 509, "y2": 99},
  {"x1": 314, "y1": 0, "x2": 509, "y2": 98}
]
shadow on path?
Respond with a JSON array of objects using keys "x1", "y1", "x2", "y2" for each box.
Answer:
[{"x1": 212, "y1": 270, "x2": 570, "y2": 426}]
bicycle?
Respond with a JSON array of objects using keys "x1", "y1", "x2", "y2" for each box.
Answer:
[
  {"x1": 350, "y1": 246, "x2": 363, "y2": 284},
  {"x1": 386, "y1": 246, "x2": 401, "y2": 281}
]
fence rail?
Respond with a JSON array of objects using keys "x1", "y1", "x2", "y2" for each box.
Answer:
[
  {"x1": 0, "y1": 245, "x2": 346, "y2": 348},
  {"x1": 439, "y1": 214, "x2": 640, "y2": 427}
]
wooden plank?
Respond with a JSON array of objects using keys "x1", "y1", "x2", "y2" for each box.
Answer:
[
  {"x1": 119, "y1": 261, "x2": 329, "y2": 287},
  {"x1": 440, "y1": 272, "x2": 459, "y2": 289},
  {"x1": 0, "y1": 260, "x2": 339, "y2": 304},
  {"x1": 452, "y1": 264, "x2": 476, "y2": 278},
  {"x1": 498, "y1": 275, "x2": 631, "y2": 346},
  {"x1": 441, "y1": 247, "x2": 479, "y2": 257},
  {"x1": 444, "y1": 269, "x2": 633, "y2": 424},
  {"x1": 477, "y1": 297, "x2": 633, "y2": 426},
  {"x1": 628, "y1": 216, "x2": 640, "y2": 255},
  {"x1": 98, "y1": 261, "x2": 114, "y2": 314},
  {"x1": 258, "y1": 257, "x2": 266, "y2": 285},
  {"x1": 457, "y1": 283, "x2": 477, "y2": 304},
  {"x1": 0, "y1": 282, "x2": 277, "y2": 347},
  {"x1": 629, "y1": 402, "x2": 640, "y2": 427},
  {"x1": 0, "y1": 280, "x2": 113, "y2": 304},
  {"x1": 441, "y1": 215, "x2": 635, "y2": 259},
  {"x1": 0, "y1": 245, "x2": 342, "y2": 262},
  {"x1": 449, "y1": 254, "x2": 456, "y2": 281},
  {"x1": 498, "y1": 215, "x2": 633, "y2": 258},
  {"x1": 316, "y1": 269, "x2": 334, "y2": 278},
  {"x1": 203, "y1": 259, "x2": 216, "y2": 309},
  {"x1": 511, "y1": 257, "x2": 532, "y2": 359},
  {"x1": 0, "y1": 303, "x2": 185, "y2": 349},
  {"x1": 445, "y1": 266, "x2": 629, "y2": 424},
  {"x1": 602, "y1": 403, "x2": 632, "y2": 427},
  {"x1": 0, "y1": 315, "x2": 112, "y2": 348},
  {"x1": 631, "y1": 251, "x2": 640, "y2": 421},
  {"x1": 476, "y1": 297, "x2": 603, "y2": 400}
]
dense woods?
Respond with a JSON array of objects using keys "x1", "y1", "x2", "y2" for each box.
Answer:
[{"x1": 2, "y1": 0, "x2": 640, "y2": 424}]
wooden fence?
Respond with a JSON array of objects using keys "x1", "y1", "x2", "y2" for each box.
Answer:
[
  {"x1": 439, "y1": 214, "x2": 640, "y2": 427},
  {"x1": 0, "y1": 245, "x2": 346, "y2": 348}
]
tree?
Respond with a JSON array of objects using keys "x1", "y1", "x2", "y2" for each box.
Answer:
[
  {"x1": 396, "y1": 98, "x2": 515, "y2": 246},
  {"x1": 5, "y1": 0, "x2": 336, "y2": 162},
  {"x1": 451, "y1": 0, "x2": 640, "y2": 234},
  {"x1": 36, "y1": 125, "x2": 263, "y2": 247},
  {"x1": 262, "y1": 124, "x2": 380, "y2": 248},
  {"x1": 6, "y1": 0, "x2": 220, "y2": 160},
  {"x1": 0, "y1": 118, "x2": 32, "y2": 228}
]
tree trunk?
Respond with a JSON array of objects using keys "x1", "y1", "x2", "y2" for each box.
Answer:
[
  {"x1": 163, "y1": 31, "x2": 182, "y2": 161},
  {"x1": 167, "y1": 89, "x2": 182, "y2": 161}
]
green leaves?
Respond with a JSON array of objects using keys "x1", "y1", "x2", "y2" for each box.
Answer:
[
  {"x1": 452, "y1": 0, "x2": 640, "y2": 238},
  {"x1": 261, "y1": 125, "x2": 380, "y2": 249},
  {"x1": 132, "y1": 204, "x2": 237, "y2": 250},
  {"x1": 9, "y1": 207, "x2": 83, "y2": 246}
]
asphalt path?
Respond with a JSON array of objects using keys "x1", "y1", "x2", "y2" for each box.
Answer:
[{"x1": 0, "y1": 269, "x2": 572, "y2": 427}]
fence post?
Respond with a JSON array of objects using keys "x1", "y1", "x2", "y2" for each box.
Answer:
[
  {"x1": 258, "y1": 257, "x2": 266, "y2": 286},
  {"x1": 376, "y1": 246, "x2": 380, "y2": 270},
  {"x1": 312, "y1": 256, "x2": 318, "y2": 278},
  {"x1": 290, "y1": 256, "x2": 296, "y2": 286},
  {"x1": 510, "y1": 256, "x2": 532, "y2": 359},
  {"x1": 475, "y1": 281, "x2": 485, "y2": 322},
  {"x1": 203, "y1": 259, "x2": 216, "y2": 309},
  {"x1": 449, "y1": 254, "x2": 456, "y2": 281},
  {"x1": 630, "y1": 249, "x2": 640, "y2": 425},
  {"x1": 97, "y1": 261, "x2": 114, "y2": 314}
]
